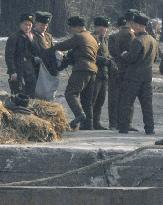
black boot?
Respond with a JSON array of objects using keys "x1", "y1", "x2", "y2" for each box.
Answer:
[
  {"x1": 128, "y1": 127, "x2": 139, "y2": 132},
  {"x1": 80, "y1": 118, "x2": 94, "y2": 130},
  {"x1": 70, "y1": 113, "x2": 86, "y2": 130},
  {"x1": 94, "y1": 121, "x2": 108, "y2": 130},
  {"x1": 155, "y1": 138, "x2": 163, "y2": 145},
  {"x1": 146, "y1": 130, "x2": 155, "y2": 135},
  {"x1": 119, "y1": 130, "x2": 128, "y2": 134}
]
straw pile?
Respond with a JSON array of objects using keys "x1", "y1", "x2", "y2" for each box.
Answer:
[
  {"x1": 11, "y1": 114, "x2": 58, "y2": 142},
  {"x1": 0, "y1": 99, "x2": 69, "y2": 144},
  {"x1": 0, "y1": 101, "x2": 12, "y2": 128},
  {"x1": 32, "y1": 100, "x2": 70, "y2": 137},
  {"x1": 0, "y1": 128, "x2": 27, "y2": 144}
]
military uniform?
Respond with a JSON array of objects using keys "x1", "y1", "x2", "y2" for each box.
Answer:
[
  {"x1": 108, "y1": 24, "x2": 135, "y2": 129},
  {"x1": 92, "y1": 34, "x2": 109, "y2": 129},
  {"x1": 54, "y1": 28, "x2": 99, "y2": 129},
  {"x1": 32, "y1": 30, "x2": 58, "y2": 76},
  {"x1": 108, "y1": 32, "x2": 119, "y2": 129},
  {"x1": 5, "y1": 20, "x2": 37, "y2": 98},
  {"x1": 33, "y1": 30, "x2": 53, "y2": 49},
  {"x1": 33, "y1": 11, "x2": 58, "y2": 77},
  {"x1": 119, "y1": 31, "x2": 157, "y2": 134}
]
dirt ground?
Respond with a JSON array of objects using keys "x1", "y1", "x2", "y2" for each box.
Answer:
[{"x1": 1, "y1": 39, "x2": 163, "y2": 135}]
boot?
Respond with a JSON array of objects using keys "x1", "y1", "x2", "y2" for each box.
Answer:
[
  {"x1": 70, "y1": 113, "x2": 86, "y2": 130},
  {"x1": 155, "y1": 138, "x2": 163, "y2": 145},
  {"x1": 146, "y1": 130, "x2": 155, "y2": 135},
  {"x1": 94, "y1": 121, "x2": 108, "y2": 130},
  {"x1": 119, "y1": 130, "x2": 128, "y2": 134},
  {"x1": 128, "y1": 127, "x2": 139, "y2": 132},
  {"x1": 80, "y1": 118, "x2": 94, "y2": 130}
]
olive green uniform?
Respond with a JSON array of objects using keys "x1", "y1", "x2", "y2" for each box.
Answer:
[
  {"x1": 33, "y1": 30, "x2": 53, "y2": 49},
  {"x1": 5, "y1": 31, "x2": 38, "y2": 98},
  {"x1": 119, "y1": 32, "x2": 158, "y2": 133},
  {"x1": 108, "y1": 32, "x2": 119, "y2": 128},
  {"x1": 92, "y1": 34, "x2": 109, "y2": 128},
  {"x1": 54, "y1": 30, "x2": 98, "y2": 129},
  {"x1": 108, "y1": 26, "x2": 135, "y2": 129},
  {"x1": 33, "y1": 30, "x2": 58, "y2": 77}
]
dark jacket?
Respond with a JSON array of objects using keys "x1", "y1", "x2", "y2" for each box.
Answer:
[
  {"x1": 5, "y1": 30, "x2": 37, "y2": 76},
  {"x1": 95, "y1": 34, "x2": 110, "y2": 80},
  {"x1": 54, "y1": 30, "x2": 99, "y2": 73},
  {"x1": 108, "y1": 32, "x2": 118, "y2": 58},
  {"x1": 32, "y1": 30, "x2": 58, "y2": 76},
  {"x1": 111, "y1": 26, "x2": 135, "y2": 73},
  {"x1": 122, "y1": 32, "x2": 158, "y2": 82}
]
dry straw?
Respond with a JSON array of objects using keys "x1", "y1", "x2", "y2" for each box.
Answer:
[{"x1": 0, "y1": 99, "x2": 69, "y2": 144}]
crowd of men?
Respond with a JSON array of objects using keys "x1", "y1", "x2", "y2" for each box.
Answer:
[{"x1": 5, "y1": 9, "x2": 159, "y2": 135}]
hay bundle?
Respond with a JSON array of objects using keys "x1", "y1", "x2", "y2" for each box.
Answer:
[
  {"x1": 0, "y1": 128, "x2": 27, "y2": 144},
  {"x1": 0, "y1": 99, "x2": 68, "y2": 144},
  {"x1": 11, "y1": 113, "x2": 58, "y2": 142},
  {"x1": 0, "y1": 101, "x2": 12, "y2": 128},
  {"x1": 32, "y1": 100, "x2": 70, "y2": 136}
]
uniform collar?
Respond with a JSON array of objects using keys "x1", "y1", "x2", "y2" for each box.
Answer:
[
  {"x1": 33, "y1": 28, "x2": 45, "y2": 37},
  {"x1": 19, "y1": 30, "x2": 32, "y2": 39}
]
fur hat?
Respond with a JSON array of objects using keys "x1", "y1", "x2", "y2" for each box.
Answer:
[
  {"x1": 94, "y1": 17, "x2": 110, "y2": 27},
  {"x1": 67, "y1": 16, "x2": 85, "y2": 27}
]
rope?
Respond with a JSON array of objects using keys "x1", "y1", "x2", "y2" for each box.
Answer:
[{"x1": 1, "y1": 145, "x2": 163, "y2": 186}]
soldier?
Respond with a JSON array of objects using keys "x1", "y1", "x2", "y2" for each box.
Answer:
[
  {"x1": 118, "y1": 12, "x2": 158, "y2": 134},
  {"x1": 92, "y1": 17, "x2": 110, "y2": 130},
  {"x1": 108, "y1": 10, "x2": 139, "y2": 131},
  {"x1": 33, "y1": 11, "x2": 58, "y2": 77},
  {"x1": 53, "y1": 16, "x2": 99, "y2": 130},
  {"x1": 108, "y1": 17, "x2": 126, "y2": 130},
  {"x1": 5, "y1": 13, "x2": 37, "y2": 98}
]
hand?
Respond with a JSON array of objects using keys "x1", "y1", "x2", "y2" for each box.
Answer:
[
  {"x1": 10, "y1": 73, "x2": 17, "y2": 81},
  {"x1": 34, "y1": 56, "x2": 41, "y2": 64},
  {"x1": 55, "y1": 51, "x2": 64, "y2": 61}
]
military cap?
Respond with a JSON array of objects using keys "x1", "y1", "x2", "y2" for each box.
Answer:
[
  {"x1": 134, "y1": 13, "x2": 149, "y2": 26},
  {"x1": 20, "y1": 13, "x2": 34, "y2": 23},
  {"x1": 117, "y1": 17, "x2": 127, "y2": 27},
  {"x1": 94, "y1": 17, "x2": 110, "y2": 27},
  {"x1": 67, "y1": 16, "x2": 85, "y2": 27},
  {"x1": 124, "y1": 9, "x2": 140, "y2": 21},
  {"x1": 35, "y1": 11, "x2": 52, "y2": 24}
]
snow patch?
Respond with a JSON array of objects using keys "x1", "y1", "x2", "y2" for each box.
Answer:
[
  {"x1": 152, "y1": 78, "x2": 163, "y2": 83},
  {"x1": 0, "y1": 37, "x2": 8, "y2": 42}
]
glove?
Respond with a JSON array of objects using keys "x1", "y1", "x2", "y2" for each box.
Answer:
[
  {"x1": 57, "y1": 55, "x2": 69, "y2": 71},
  {"x1": 55, "y1": 51, "x2": 64, "y2": 67},
  {"x1": 8, "y1": 78, "x2": 22, "y2": 95},
  {"x1": 57, "y1": 50, "x2": 75, "y2": 71}
]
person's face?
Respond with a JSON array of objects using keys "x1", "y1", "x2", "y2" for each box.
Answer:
[
  {"x1": 69, "y1": 26, "x2": 77, "y2": 34},
  {"x1": 35, "y1": 22, "x2": 49, "y2": 33},
  {"x1": 69, "y1": 26, "x2": 80, "y2": 34},
  {"x1": 132, "y1": 22, "x2": 138, "y2": 33},
  {"x1": 20, "y1": 21, "x2": 32, "y2": 34},
  {"x1": 95, "y1": 26, "x2": 108, "y2": 35},
  {"x1": 132, "y1": 22, "x2": 142, "y2": 33}
]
